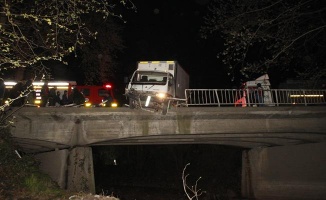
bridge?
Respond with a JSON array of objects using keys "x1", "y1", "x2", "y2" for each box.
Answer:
[{"x1": 10, "y1": 106, "x2": 326, "y2": 200}]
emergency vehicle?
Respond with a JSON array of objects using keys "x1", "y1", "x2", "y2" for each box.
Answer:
[
  {"x1": 4, "y1": 81, "x2": 118, "y2": 107},
  {"x1": 76, "y1": 84, "x2": 118, "y2": 107}
]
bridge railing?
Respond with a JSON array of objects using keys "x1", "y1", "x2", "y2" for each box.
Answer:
[{"x1": 185, "y1": 89, "x2": 326, "y2": 107}]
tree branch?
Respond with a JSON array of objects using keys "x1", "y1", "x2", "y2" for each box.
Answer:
[
  {"x1": 268, "y1": 24, "x2": 326, "y2": 63},
  {"x1": 182, "y1": 163, "x2": 206, "y2": 200}
]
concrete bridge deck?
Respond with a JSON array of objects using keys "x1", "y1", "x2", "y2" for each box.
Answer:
[
  {"x1": 10, "y1": 106, "x2": 326, "y2": 153},
  {"x1": 8, "y1": 106, "x2": 326, "y2": 199}
]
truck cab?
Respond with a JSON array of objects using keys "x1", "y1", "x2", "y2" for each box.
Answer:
[
  {"x1": 125, "y1": 61, "x2": 189, "y2": 114},
  {"x1": 129, "y1": 70, "x2": 174, "y2": 99}
]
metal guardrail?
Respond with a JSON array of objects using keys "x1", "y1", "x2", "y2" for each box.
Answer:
[{"x1": 185, "y1": 89, "x2": 326, "y2": 107}]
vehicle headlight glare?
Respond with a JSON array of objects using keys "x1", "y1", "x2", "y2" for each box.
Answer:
[
  {"x1": 156, "y1": 93, "x2": 166, "y2": 99},
  {"x1": 145, "y1": 96, "x2": 151, "y2": 107}
]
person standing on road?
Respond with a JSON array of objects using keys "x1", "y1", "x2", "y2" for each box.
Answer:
[
  {"x1": 102, "y1": 93, "x2": 113, "y2": 107},
  {"x1": 61, "y1": 90, "x2": 69, "y2": 105},
  {"x1": 55, "y1": 91, "x2": 61, "y2": 106},
  {"x1": 71, "y1": 87, "x2": 85, "y2": 106},
  {"x1": 23, "y1": 79, "x2": 34, "y2": 104},
  {"x1": 10, "y1": 81, "x2": 24, "y2": 106},
  {"x1": 40, "y1": 81, "x2": 49, "y2": 107},
  {"x1": 48, "y1": 86, "x2": 57, "y2": 106},
  {"x1": 255, "y1": 83, "x2": 264, "y2": 106}
]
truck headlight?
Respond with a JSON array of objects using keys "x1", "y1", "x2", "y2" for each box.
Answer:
[
  {"x1": 156, "y1": 93, "x2": 166, "y2": 99},
  {"x1": 85, "y1": 102, "x2": 92, "y2": 107},
  {"x1": 111, "y1": 102, "x2": 118, "y2": 107}
]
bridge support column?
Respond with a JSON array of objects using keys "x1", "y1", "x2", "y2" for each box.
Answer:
[
  {"x1": 35, "y1": 147, "x2": 95, "y2": 194},
  {"x1": 67, "y1": 147, "x2": 95, "y2": 193},
  {"x1": 242, "y1": 142, "x2": 326, "y2": 200}
]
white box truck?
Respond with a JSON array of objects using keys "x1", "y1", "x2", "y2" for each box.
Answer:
[{"x1": 125, "y1": 61, "x2": 189, "y2": 114}]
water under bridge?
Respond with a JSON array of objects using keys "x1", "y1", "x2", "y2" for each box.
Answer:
[{"x1": 9, "y1": 106, "x2": 326, "y2": 200}]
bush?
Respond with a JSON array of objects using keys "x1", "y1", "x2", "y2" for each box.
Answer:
[{"x1": 0, "y1": 127, "x2": 63, "y2": 199}]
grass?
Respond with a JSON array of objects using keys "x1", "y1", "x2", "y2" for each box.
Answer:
[
  {"x1": 0, "y1": 127, "x2": 65, "y2": 199},
  {"x1": 24, "y1": 173, "x2": 63, "y2": 197},
  {"x1": 0, "y1": 126, "x2": 120, "y2": 200}
]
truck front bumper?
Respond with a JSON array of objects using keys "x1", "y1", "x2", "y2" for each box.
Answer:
[{"x1": 126, "y1": 89, "x2": 168, "y2": 103}]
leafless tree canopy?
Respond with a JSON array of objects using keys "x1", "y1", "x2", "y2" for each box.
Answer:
[
  {"x1": 0, "y1": 0, "x2": 135, "y2": 76},
  {"x1": 201, "y1": 0, "x2": 326, "y2": 82}
]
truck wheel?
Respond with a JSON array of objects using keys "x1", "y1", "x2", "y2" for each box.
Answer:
[
  {"x1": 162, "y1": 101, "x2": 169, "y2": 115},
  {"x1": 129, "y1": 98, "x2": 135, "y2": 109}
]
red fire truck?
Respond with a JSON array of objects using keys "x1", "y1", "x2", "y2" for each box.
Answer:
[
  {"x1": 4, "y1": 81, "x2": 118, "y2": 107},
  {"x1": 76, "y1": 83, "x2": 118, "y2": 107}
]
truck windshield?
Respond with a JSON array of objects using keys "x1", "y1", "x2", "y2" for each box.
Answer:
[{"x1": 132, "y1": 71, "x2": 172, "y2": 84}]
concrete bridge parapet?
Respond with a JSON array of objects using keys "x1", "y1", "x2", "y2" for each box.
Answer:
[{"x1": 10, "y1": 106, "x2": 326, "y2": 152}]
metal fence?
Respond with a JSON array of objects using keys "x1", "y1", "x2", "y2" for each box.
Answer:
[{"x1": 185, "y1": 89, "x2": 326, "y2": 107}]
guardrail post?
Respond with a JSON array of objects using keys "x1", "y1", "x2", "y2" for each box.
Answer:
[
  {"x1": 246, "y1": 89, "x2": 250, "y2": 107},
  {"x1": 274, "y1": 90, "x2": 279, "y2": 107},
  {"x1": 303, "y1": 90, "x2": 307, "y2": 106},
  {"x1": 215, "y1": 89, "x2": 221, "y2": 107}
]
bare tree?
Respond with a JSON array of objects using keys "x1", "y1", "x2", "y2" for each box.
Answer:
[
  {"x1": 182, "y1": 163, "x2": 206, "y2": 200},
  {"x1": 201, "y1": 0, "x2": 326, "y2": 83},
  {"x1": 0, "y1": 80, "x2": 35, "y2": 129},
  {"x1": 0, "y1": 0, "x2": 135, "y2": 77}
]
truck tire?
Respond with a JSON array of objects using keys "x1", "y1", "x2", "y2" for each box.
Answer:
[{"x1": 162, "y1": 101, "x2": 169, "y2": 115}]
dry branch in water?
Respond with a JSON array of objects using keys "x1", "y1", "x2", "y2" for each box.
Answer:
[{"x1": 182, "y1": 163, "x2": 206, "y2": 200}]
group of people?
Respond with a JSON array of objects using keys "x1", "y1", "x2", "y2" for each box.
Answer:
[
  {"x1": 40, "y1": 81, "x2": 85, "y2": 107},
  {"x1": 0, "y1": 78, "x2": 35, "y2": 107},
  {"x1": 1, "y1": 79, "x2": 112, "y2": 108}
]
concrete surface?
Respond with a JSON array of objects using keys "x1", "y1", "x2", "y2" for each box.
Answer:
[
  {"x1": 35, "y1": 149, "x2": 68, "y2": 189},
  {"x1": 10, "y1": 106, "x2": 326, "y2": 153},
  {"x1": 9, "y1": 106, "x2": 326, "y2": 198},
  {"x1": 34, "y1": 147, "x2": 95, "y2": 194},
  {"x1": 242, "y1": 142, "x2": 326, "y2": 200}
]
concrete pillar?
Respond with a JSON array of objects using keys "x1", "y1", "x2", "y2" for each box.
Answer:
[
  {"x1": 67, "y1": 147, "x2": 95, "y2": 194},
  {"x1": 242, "y1": 142, "x2": 326, "y2": 200},
  {"x1": 35, "y1": 149, "x2": 69, "y2": 189},
  {"x1": 35, "y1": 147, "x2": 95, "y2": 194}
]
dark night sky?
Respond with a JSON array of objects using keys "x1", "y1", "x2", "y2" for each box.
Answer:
[
  {"x1": 119, "y1": 0, "x2": 232, "y2": 89},
  {"x1": 49, "y1": 0, "x2": 232, "y2": 90}
]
